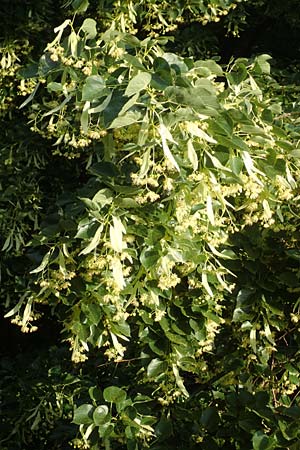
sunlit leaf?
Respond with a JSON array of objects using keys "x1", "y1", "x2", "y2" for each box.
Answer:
[
  {"x1": 125, "y1": 72, "x2": 151, "y2": 97},
  {"x1": 82, "y1": 76, "x2": 106, "y2": 102},
  {"x1": 79, "y1": 224, "x2": 103, "y2": 255},
  {"x1": 73, "y1": 404, "x2": 94, "y2": 425},
  {"x1": 159, "y1": 122, "x2": 180, "y2": 172},
  {"x1": 110, "y1": 216, "x2": 126, "y2": 253},
  {"x1": 80, "y1": 18, "x2": 97, "y2": 39},
  {"x1": 103, "y1": 386, "x2": 127, "y2": 403}
]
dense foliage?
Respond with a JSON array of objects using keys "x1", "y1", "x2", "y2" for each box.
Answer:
[{"x1": 1, "y1": 1, "x2": 300, "y2": 449}]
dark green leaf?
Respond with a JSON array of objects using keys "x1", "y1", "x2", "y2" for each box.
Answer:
[
  {"x1": 140, "y1": 247, "x2": 160, "y2": 269},
  {"x1": 72, "y1": 0, "x2": 89, "y2": 12},
  {"x1": 200, "y1": 407, "x2": 219, "y2": 432},
  {"x1": 252, "y1": 431, "x2": 276, "y2": 450},
  {"x1": 155, "y1": 416, "x2": 173, "y2": 440},
  {"x1": 89, "y1": 386, "x2": 102, "y2": 403}
]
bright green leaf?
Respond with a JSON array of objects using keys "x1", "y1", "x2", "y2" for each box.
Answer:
[
  {"x1": 81, "y1": 18, "x2": 97, "y2": 39},
  {"x1": 103, "y1": 386, "x2": 127, "y2": 404},
  {"x1": 125, "y1": 72, "x2": 151, "y2": 97},
  {"x1": 147, "y1": 358, "x2": 168, "y2": 378},
  {"x1": 93, "y1": 405, "x2": 109, "y2": 425},
  {"x1": 82, "y1": 76, "x2": 106, "y2": 102},
  {"x1": 73, "y1": 404, "x2": 94, "y2": 425}
]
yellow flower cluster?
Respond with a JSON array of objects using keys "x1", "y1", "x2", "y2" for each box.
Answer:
[
  {"x1": 11, "y1": 313, "x2": 39, "y2": 333},
  {"x1": 157, "y1": 389, "x2": 182, "y2": 406},
  {"x1": 241, "y1": 174, "x2": 264, "y2": 200},
  {"x1": 158, "y1": 272, "x2": 181, "y2": 290},
  {"x1": 68, "y1": 337, "x2": 88, "y2": 363},
  {"x1": 81, "y1": 255, "x2": 106, "y2": 281},
  {"x1": 131, "y1": 173, "x2": 159, "y2": 188},
  {"x1": 196, "y1": 318, "x2": 224, "y2": 355},
  {"x1": 139, "y1": 291, "x2": 160, "y2": 307},
  {"x1": 47, "y1": 45, "x2": 102, "y2": 76},
  {"x1": 104, "y1": 343, "x2": 127, "y2": 361},
  {"x1": 136, "y1": 190, "x2": 160, "y2": 204},
  {"x1": 18, "y1": 78, "x2": 37, "y2": 96},
  {"x1": 274, "y1": 175, "x2": 294, "y2": 201},
  {"x1": 71, "y1": 438, "x2": 90, "y2": 449},
  {"x1": 39, "y1": 269, "x2": 76, "y2": 293}
]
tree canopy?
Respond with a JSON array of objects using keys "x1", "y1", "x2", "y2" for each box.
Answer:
[{"x1": 1, "y1": 1, "x2": 300, "y2": 449}]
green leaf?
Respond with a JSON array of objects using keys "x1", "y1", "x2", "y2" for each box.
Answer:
[
  {"x1": 194, "y1": 60, "x2": 223, "y2": 77},
  {"x1": 227, "y1": 63, "x2": 248, "y2": 85},
  {"x1": 254, "y1": 54, "x2": 272, "y2": 75},
  {"x1": 206, "y1": 194, "x2": 215, "y2": 226},
  {"x1": 82, "y1": 303, "x2": 102, "y2": 324},
  {"x1": 30, "y1": 250, "x2": 52, "y2": 274},
  {"x1": 125, "y1": 72, "x2": 152, "y2": 97},
  {"x1": 159, "y1": 122, "x2": 180, "y2": 172},
  {"x1": 140, "y1": 246, "x2": 160, "y2": 269},
  {"x1": 172, "y1": 364, "x2": 189, "y2": 397},
  {"x1": 81, "y1": 101, "x2": 90, "y2": 132},
  {"x1": 250, "y1": 328, "x2": 257, "y2": 353},
  {"x1": 82, "y1": 76, "x2": 106, "y2": 102},
  {"x1": 233, "y1": 307, "x2": 252, "y2": 322},
  {"x1": 111, "y1": 320, "x2": 131, "y2": 338},
  {"x1": 47, "y1": 82, "x2": 63, "y2": 93},
  {"x1": 186, "y1": 122, "x2": 217, "y2": 144},
  {"x1": 89, "y1": 386, "x2": 102, "y2": 403},
  {"x1": 68, "y1": 31, "x2": 78, "y2": 58},
  {"x1": 72, "y1": 0, "x2": 89, "y2": 12},
  {"x1": 89, "y1": 92, "x2": 112, "y2": 114},
  {"x1": 75, "y1": 218, "x2": 98, "y2": 239},
  {"x1": 155, "y1": 416, "x2": 173, "y2": 439},
  {"x1": 19, "y1": 82, "x2": 40, "y2": 109},
  {"x1": 103, "y1": 386, "x2": 127, "y2": 403},
  {"x1": 73, "y1": 404, "x2": 94, "y2": 425},
  {"x1": 123, "y1": 54, "x2": 145, "y2": 70},
  {"x1": 43, "y1": 95, "x2": 72, "y2": 117},
  {"x1": 93, "y1": 405, "x2": 109, "y2": 425},
  {"x1": 163, "y1": 53, "x2": 188, "y2": 73},
  {"x1": 79, "y1": 224, "x2": 103, "y2": 255},
  {"x1": 4, "y1": 293, "x2": 28, "y2": 318},
  {"x1": 118, "y1": 93, "x2": 139, "y2": 116},
  {"x1": 98, "y1": 422, "x2": 114, "y2": 438},
  {"x1": 109, "y1": 216, "x2": 126, "y2": 253},
  {"x1": 89, "y1": 161, "x2": 119, "y2": 178},
  {"x1": 201, "y1": 407, "x2": 219, "y2": 432},
  {"x1": 81, "y1": 18, "x2": 97, "y2": 40},
  {"x1": 252, "y1": 431, "x2": 276, "y2": 450},
  {"x1": 109, "y1": 110, "x2": 141, "y2": 129},
  {"x1": 165, "y1": 85, "x2": 219, "y2": 113},
  {"x1": 92, "y1": 189, "x2": 113, "y2": 208},
  {"x1": 147, "y1": 358, "x2": 168, "y2": 378},
  {"x1": 230, "y1": 156, "x2": 243, "y2": 175},
  {"x1": 290, "y1": 149, "x2": 300, "y2": 158}
]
